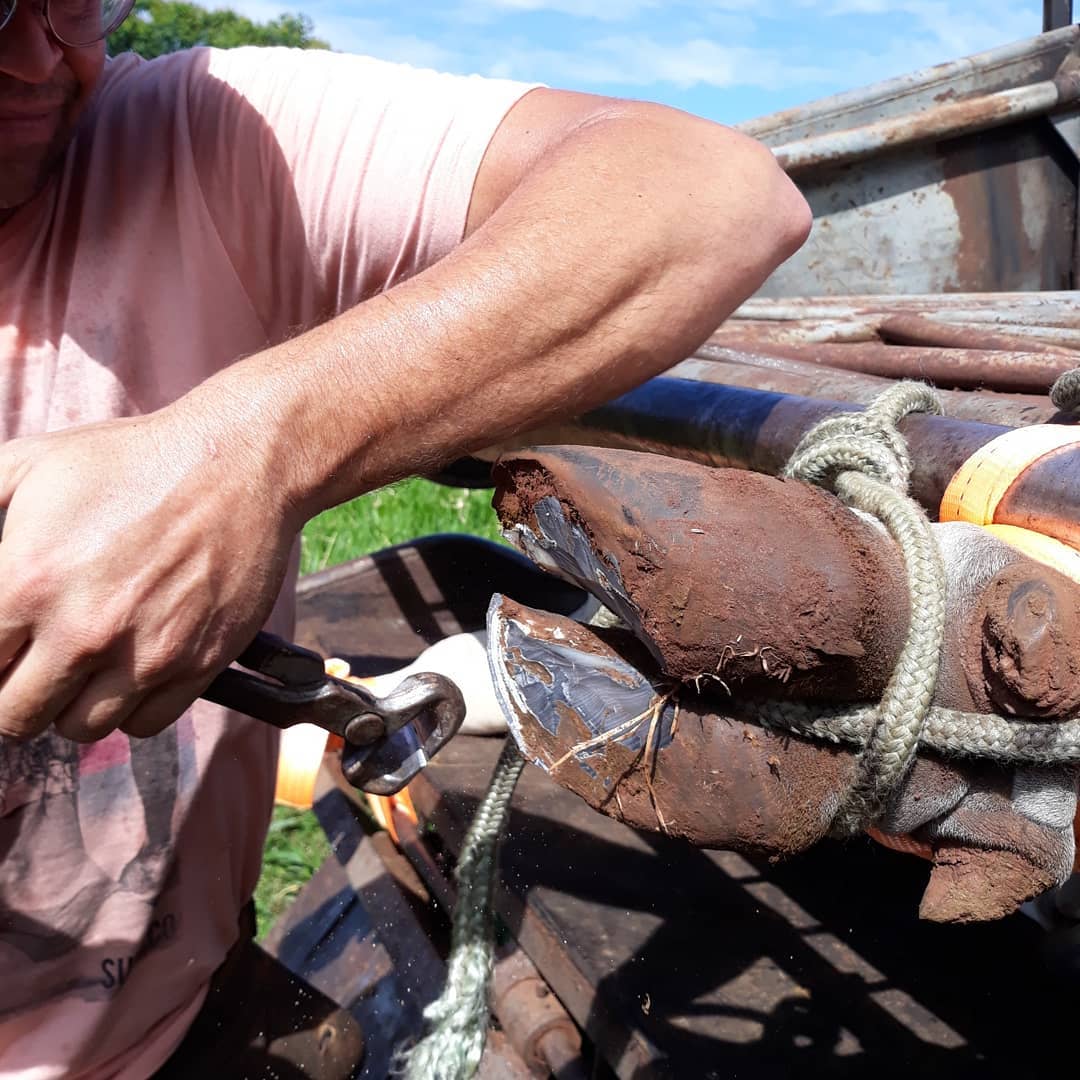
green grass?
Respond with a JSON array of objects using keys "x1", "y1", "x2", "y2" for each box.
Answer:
[
  {"x1": 257, "y1": 807, "x2": 336, "y2": 936},
  {"x1": 254, "y1": 477, "x2": 504, "y2": 938},
  {"x1": 300, "y1": 476, "x2": 505, "y2": 575}
]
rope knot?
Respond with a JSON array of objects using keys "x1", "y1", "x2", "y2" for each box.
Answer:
[
  {"x1": 1050, "y1": 367, "x2": 1080, "y2": 415},
  {"x1": 783, "y1": 381, "x2": 942, "y2": 495},
  {"x1": 781, "y1": 381, "x2": 946, "y2": 835}
]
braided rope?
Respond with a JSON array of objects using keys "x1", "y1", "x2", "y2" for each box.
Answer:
[
  {"x1": 400, "y1": 738, "x2": 524, "y2": 1080},
  {"x1": 1050, "y1": 367, "x2": 1080, "y2": 414},
  {"x1": 747, "y1": 699, "x2": 1080, "y2": 767},
  {"x1": 401, "y1": 379, "x2": 1080, "y2": 1080},
  {"x1": 783, "y1": 382, "x2": 946, "y2": 832}
]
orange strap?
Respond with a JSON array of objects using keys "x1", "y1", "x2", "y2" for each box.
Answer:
[
  {"x1": 365, "y1": 789, "x2": 419, "y2": 846},
  {"x1": 939, "y1": 425, "x2": 1080, "y2": 585},
  {"x1": 979, "y1": 524, "x2": 1080, "y2": 585},
  {"x1": 940, "y1": 425, "x2": 1080, "y2": 528},
  {"x1": 273, "y1": 657, "x2": 361, "y2": 809}
]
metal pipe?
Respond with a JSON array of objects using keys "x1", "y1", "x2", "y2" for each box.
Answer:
[
  {"x1": 997, "y1": 450, "x2": 1080, "y2": 550},
  {"x1": 711, "y1": 319, "x2": 882, "y2": 347},
  {"x1": 704, "y1": 338, "x2": 1076, "y2": 395},
  {"x1": 711, "y1": 315, "x2": 1080, "y2": 354},
  {"x1": 675, "y1": 353, "x2": 1061, "y2": 427},
  {"x1": 490, "y1": 376, "x2": 1002, "y2": 511},
  {"x1": 507, "y1": 377, "x2": 1080, "y2": 556},
  {"x1": 492, "y1": 950, "x2": 586, "y2": 1080},
  {"x1": 736, "y1": 292, "x2": 1080, "y2": 330},
  {"x1": 740, "y1": 25, "x2": 1079, "y2": 143},
  {"x1": 886, "y1": 321, "x2": 1080, "y2": 350},
  {"x1": 773, "y1": 50, "x2": 1080, "y2": 172},
  {"x1": 876, "y1": 314, "x2": 1079, "y2": 357}
]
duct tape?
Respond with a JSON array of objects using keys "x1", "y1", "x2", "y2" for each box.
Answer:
[
  {"x1": 272, "y1": 656, "x2": 349, "y2": 809},
  {"x1": 940, "y1": 425, "x2": 1080, "y2": 529},
  {"x1": 275, "y1": 723, "x2": 330, "y2": 810}
]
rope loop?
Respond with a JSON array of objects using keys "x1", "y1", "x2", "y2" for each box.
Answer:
[
  {"x1": 784, "y1": 381, "x2": 941, "y2": 493},
  {"x1": 782, "y1": 381, "x2": 946, "y2": 834},
  {"x1": 399, "y1": 739, "x2": 524, "y2": 1080},
  {"x1": 1050, "y1": 367, "x2": 1080, "y2": 414}
]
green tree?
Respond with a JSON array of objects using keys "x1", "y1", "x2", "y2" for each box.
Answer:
[{"x1": 108, "y1": 0, "x2": 329, "y2": 58}]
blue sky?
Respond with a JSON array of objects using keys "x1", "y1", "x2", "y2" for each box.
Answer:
[{"x1": 228, "y1": 1, "x2": 1048, "y2": 124}]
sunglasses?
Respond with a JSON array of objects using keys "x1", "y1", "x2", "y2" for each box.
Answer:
[{"x1": 0, "y1": 0, "x2": 134, "y2": 46}]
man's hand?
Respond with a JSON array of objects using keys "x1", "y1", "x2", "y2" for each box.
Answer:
[
  {"x1": 0, "y1": 91, "x2": 808, "y2": 745},
  {"x1": 0, "y1": 402, "x2": 299, "y2": 741}
]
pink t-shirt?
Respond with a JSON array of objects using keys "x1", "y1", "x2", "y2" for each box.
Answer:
[{"x1": 0, "y1": 46, "x2": 534, "y2": 1079}]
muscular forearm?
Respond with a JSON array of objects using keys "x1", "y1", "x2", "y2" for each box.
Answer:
[
  {"x1": 0, "y1": 101, "x2": 808, "y2": 742},
  {"x1": 179, "y1": 103, "x2": 810, "y2": 520}
]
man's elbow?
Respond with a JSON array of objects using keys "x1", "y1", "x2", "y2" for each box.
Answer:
[
  {"x1": 608, "y1": 101, "x2": 811, "y2": 289},
  {"x1": 764, "y1": 153, "x2": 813, "y2": 265},
  {"x1": 719, "y1": 130, "x2": 812, "y2": 277}
]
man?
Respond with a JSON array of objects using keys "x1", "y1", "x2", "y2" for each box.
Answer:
[{"x1": 0, "y1": 0, "x2": 811, "y2": 1076}]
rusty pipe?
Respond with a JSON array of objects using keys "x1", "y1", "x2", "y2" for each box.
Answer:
[
  {"x1": 876, "y1": 314, "x2": 1080, "y2": 358},
  {"x1": 493, "y1": 446, "x2": 1080, "y2": 718},
  {"x1": 702, "y1": 338, "x2": 1076, "y2": 395},
  {"x1": 487, "y1": 377, "x2": 1080, "y2": 550},
  {"x1": 736, "y1": 292, "x2": 1080, "y2": 331},
  {"x1": 773, "y1": 49, "x2": 1080, "y2": 172},
  {"x1": 483, "y1": 375, "x2": 1005, "y2": 511},
  {"x1": 677, "y1": 352, "x2": 1061, "y2": 426},
  {"x1": 492, "y1": 950, "x2": 586, "y2": 1080},
  {"x1": 708, "y1": 315, "x2": 1080, "y2": 357},
  {"x1": 709, "y1": 319, "x2": 882, "y2": 347}
]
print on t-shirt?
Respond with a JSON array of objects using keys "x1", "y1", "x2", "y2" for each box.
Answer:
[{"x1": 0, "y1": 719, "x2": 193, "y2": 1016}]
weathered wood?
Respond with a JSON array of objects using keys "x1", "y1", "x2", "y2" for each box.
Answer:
[
  {"x1": 294, "y1": 534, "x2": 594, "y2": 671},
  {"x1": 410, "y1": 735, "x2": 1076, "y2": 1079},
  {"x1": 261, "y1": 783, "x2": 440, "y2": 1079}
]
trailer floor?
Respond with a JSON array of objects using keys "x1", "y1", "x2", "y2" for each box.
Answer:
[
  {"x1": 413, "y1": 735, "x2": 1072, "y2": 1079},
  {"x1": 294, "y1": 537, "x2": 1074, "y2": 1080}
]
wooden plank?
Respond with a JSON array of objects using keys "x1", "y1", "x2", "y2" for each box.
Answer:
[
  {"x1": 293, "y1": 542, "x2": 1076, "y2": 1077},
  {"x1": 294, "y1": 534, "x2": 592, "y2": 673},
  {"x1": 411, "y1": 735, "x2": 1076, "y2": 1079},
  {"x1": 262, "y1": 780, "x2": 441, "y2": 1079},
  {"x1": 266, "y1": 768, "x2": 535, "y2": 1078},
  {"x1": 312, "y1": 773, "x2": 446, "y2": 1017}
]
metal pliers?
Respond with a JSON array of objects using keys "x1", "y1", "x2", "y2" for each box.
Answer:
[{"x1": 203, "y1": 632, "x2": 466, "y2": 795}]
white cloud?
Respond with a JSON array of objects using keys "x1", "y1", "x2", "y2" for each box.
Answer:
[
  {"x1": 817, "y1": 0, "x2": 1041, "y2": 57},
  {"x1": 482, "y1": 34, "x2": 834, "y2": 91},
  {"x1": 222, "y1": 2, "x2": 461, "y2": 66},
  {"x1": 457, "y1": 0, "x2": 661, "y2": 19},
  {"x1": 307, "y1": 16, "x2": 458, "y2": 67},
  {"x1": 219, "y1": 0, "x2": 1049, "y2": 117}
]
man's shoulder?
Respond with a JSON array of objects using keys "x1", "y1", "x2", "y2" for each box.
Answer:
[{"x1": 93, "y1": 48, "x2": 209, "y2": 112}]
